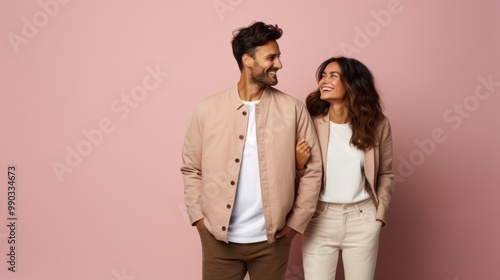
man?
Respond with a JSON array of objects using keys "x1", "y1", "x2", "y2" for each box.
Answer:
[{"x1": 181, "y1": 21, "x2": 322, "y2": 280}]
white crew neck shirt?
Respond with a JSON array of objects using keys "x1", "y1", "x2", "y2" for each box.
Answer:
[
  {"x1": 320, "y1": 121, "x2": 370, "y2": 203},
  {"x1": 227, "y1": 100, "x2": 267, "y2": 243}
]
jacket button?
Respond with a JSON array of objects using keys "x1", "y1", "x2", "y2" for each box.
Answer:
[
  {"x1": 242, "y1": 111, "x2": 247, "y2": 116},
  {"x1": 222, "y1": 226, "x2": 226, "y2": 231},
  {"x1": 230, "y1": 181, "x2": 235, "y2": 185},
  {"x1": 235, "y1": 158, "x2": 240, "y2": 163},
  {"x1": 239, "y1": 135, "x2": 244, "y2": 140},
  {"x1": 227, "y1": 204, "x2": 231, "y2": 209}
]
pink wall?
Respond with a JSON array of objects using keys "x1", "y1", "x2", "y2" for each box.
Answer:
[{"x1": 1, "y1": 0, "x2": 499, "y2": 279}]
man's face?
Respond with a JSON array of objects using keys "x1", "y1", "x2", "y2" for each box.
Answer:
[{"x1": 249, "y1": 40, "x2": 282, "y2": 86}]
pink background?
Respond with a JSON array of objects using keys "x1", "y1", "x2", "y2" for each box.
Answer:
[{"x1": 1, "y1": 0, "x2": 499, "y2": 279}]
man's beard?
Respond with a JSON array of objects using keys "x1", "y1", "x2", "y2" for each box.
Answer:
[{"x1": 251, "y1": 67, "x2": 278, "y2": 87}]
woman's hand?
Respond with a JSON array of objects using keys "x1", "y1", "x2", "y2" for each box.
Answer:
[{"x1": 296, "y1": 139, "x2": 311, "y2": 171}]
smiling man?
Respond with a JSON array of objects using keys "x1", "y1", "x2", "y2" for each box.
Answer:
[{"x1": 181, "y1": 21, "x2": 322, "y2": 280}]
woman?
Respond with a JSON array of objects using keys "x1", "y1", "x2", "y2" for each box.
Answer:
[{"x1": 296, "y1": 57, "x2": 394, "y2": 279}]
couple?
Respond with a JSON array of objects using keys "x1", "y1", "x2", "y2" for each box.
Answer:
[{"x1": 181, "y1": 21, "x2": 394, "y2": 280}]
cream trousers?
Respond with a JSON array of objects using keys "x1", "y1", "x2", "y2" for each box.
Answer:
[{"x1": 302, "y1": 198, "x2": 382, "y2": 280}]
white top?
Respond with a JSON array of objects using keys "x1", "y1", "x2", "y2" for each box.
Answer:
[
  {"x1": 227, "y1": 100, "x2": 267, "y2": 243},
  {"x1": 320, "y1": 121, "x2": 370, "y2": 203}
]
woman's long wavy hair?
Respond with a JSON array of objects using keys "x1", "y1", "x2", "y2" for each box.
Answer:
[{"x1": 306, "y1": 57, "x2": 385, "y2": 150}]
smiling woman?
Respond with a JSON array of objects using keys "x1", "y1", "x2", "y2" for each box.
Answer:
[{"x1": 298, "y1": 57, "x2": 393, "y2": 280}]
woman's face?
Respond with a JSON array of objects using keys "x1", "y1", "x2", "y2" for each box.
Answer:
[{"x1": 318, "y1": 61, "x2": 346, "y2": 103}]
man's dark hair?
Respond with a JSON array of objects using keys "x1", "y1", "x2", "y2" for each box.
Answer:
[{"x1": 231, "y1": 21, "x2": 283, "y2": 70}]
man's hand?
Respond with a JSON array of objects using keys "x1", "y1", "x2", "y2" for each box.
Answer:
[
  {"x1": 275, "y1": 225, "x2": 297, "y2": 239},
  {"x1": 195, "y1": 219, "x2": 205, "y2": 231}
]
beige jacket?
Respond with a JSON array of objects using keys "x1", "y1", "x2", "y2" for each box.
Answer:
[
  {"x1": 313, "y1": 115, "x2": 394, "y2": 224},
  {"x1": 181, "y1": 84, "x2": 323, "y2": 243}
]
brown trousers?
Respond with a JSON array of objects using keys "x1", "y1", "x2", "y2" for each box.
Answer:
[{"x1": 198, "y1": 228, "x2": 293, "y2": 280}]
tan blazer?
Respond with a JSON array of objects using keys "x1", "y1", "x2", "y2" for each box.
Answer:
[{"x1": 313, "y1": 115, "x2": 394, "y2": 225}]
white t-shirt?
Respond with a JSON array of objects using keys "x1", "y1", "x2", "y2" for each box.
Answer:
[
  {"x1": 227, "y1": 100, "x2": 267, "y2": 243},
  {"x1": 320, "y1": 121, "x2": 370, "y2": 203}
]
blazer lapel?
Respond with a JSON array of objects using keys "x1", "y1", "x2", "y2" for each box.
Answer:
[
  {"x1": 316, "y1": 115, "x2": 329, "y2": 168},
  {"x1": 364, "y1": 148, "x2": 375, "y2": 189}
]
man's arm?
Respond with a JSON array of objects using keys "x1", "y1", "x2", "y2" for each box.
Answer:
[
  {"x1": 285, "y1": 104, "x2": 322, "y2": 234},
  {"x1": 276, "y1": 139, "x2": 314, "y2": 239},
  {"x1": 180, "y1": 105, "x2": 205, "y2": 226}
]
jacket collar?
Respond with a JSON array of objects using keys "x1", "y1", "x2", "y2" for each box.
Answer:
[{"x1": 229, "y1": 83, "x2": 272, "y2": 110}]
